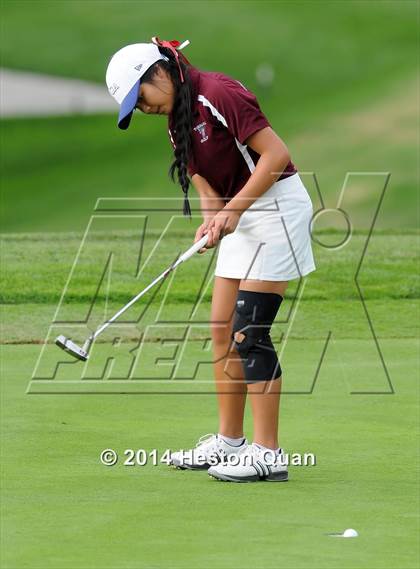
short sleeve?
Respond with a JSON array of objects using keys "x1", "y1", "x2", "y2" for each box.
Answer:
[{"x1": 205, "y1": 77, "x2": 271, "y2": 145}]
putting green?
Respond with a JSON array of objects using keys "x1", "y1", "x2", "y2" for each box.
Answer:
[
  {"x1": 1, "y1": 337, "x2": 418, "y2": 568},
  {"x1": 1, "y1": 229, "x2": 419, "y2": 568}
]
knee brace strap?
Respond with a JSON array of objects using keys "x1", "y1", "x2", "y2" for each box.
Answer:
[{"x1": 231, "y1": 290, "x2": 283, "y2": 383}]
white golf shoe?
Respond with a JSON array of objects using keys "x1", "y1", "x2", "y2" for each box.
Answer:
[
  {"x1": 208, "y1": 443, "x2": 289, "y2": 482},
  {"x1": 170, "y1": 433, "x2": 247, "y2": 470}
]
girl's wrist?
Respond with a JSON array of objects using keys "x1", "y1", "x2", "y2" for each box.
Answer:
[{"x1": 223, "y1": 200, "x2": 246, "y2": 215}]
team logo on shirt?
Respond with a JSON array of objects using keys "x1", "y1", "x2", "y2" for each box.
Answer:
[{"x1": 194, "y1": 121, "x2": 208, "y2": 143}]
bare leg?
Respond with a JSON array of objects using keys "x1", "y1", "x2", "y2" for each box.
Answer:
[
  {"x1": 240, "y1": 279, "x2": 288, "y2": 449},
  {"x1": 211, "y1": 276, "x2": 247, "y2": 438},
  {"x1": 247, "y1": 379, "x2": 282, "y2": 449}
]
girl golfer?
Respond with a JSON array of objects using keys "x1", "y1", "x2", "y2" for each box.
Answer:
[{"x1": 106, "y1": 37, "x2": 316, "y2": 482}]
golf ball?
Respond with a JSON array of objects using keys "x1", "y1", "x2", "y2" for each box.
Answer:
[{"x1": 343, "y1": 528, "x2": 358, "y2": 538}]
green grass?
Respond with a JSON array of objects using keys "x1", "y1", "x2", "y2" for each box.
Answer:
[
  {"x1": 2, "y1": 1, "x2": 417, "y2": 112},
  {"x1": 1, "y1": 229, "x2": 419, "y2": 306},
  {"x1": 1, "y1": 1, "x2": 419, "y2": 566},
  {"x1": 1, "y1": 1, "x2": 418, "y2": 232},
  {"x1": 1, "y1": 340, "x2": 419, "y2": 568},
  {"x1": 1, "y1": 229, "x2": 419, "y2": 567},
  {"x1": 1, "y1": 72, "x2": 417, "y2": 233}
]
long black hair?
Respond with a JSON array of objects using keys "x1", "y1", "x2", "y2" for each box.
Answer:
[{"x1": 140, "y1": 47, "x2": 194, "y2": 218}]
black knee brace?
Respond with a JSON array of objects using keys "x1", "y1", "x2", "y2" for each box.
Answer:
[{"x1": 231, "y1": 290, "x2": 283, "y2": 384}]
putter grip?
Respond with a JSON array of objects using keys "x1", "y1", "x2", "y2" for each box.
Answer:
[{"x1": 178, "y1": 234, "x2": 209, "y2": 263}]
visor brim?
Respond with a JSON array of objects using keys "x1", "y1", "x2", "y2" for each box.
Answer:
[{"x1": 117, "y1": 79, "x2": 141, "y2": 130}]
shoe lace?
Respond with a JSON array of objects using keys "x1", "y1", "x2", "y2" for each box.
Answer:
[
  {"x1": 195, "y1": 433, "x2": 217, "y2": 448},
  {"x1": 243, "y1": 444, "x2": 281, "y2": 466},
  {"x1": 195, "y1": 433, "x2": 227, "y2": 459},
  {"x1": 242, "y1": 444, "x2": 260, "y2": 460},
  {"x1": 241, "y1": 443, "x2": 277, "y2": 464}
]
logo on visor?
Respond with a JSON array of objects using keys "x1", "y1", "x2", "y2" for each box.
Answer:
[
  {"x1": 134, "y1": 64, "x2": 143, "y2": 71},
  {"x1": 109, "y1": 83, "x2": 119, "y2": 96}
]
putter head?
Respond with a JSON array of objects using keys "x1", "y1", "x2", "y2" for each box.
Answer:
[{"x1": 55, "y1": 335, "x2": 89, "y2": 361}]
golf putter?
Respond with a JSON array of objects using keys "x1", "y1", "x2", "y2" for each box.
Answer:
[{"x1": 55, "y1": 233, "x2": 209, "y2": 361}]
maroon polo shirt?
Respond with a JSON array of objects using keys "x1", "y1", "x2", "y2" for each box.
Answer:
[{"x1": 167, "y1": 66, "x2": 297, "y2": 202}]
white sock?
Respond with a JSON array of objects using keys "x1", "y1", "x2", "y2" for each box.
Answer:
[{"x1": 218, "y1": 434, "x2": 245, "y2": 447}]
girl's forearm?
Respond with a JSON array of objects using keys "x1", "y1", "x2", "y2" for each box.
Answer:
[
  {"x1": 200, "y1": 194, "x2": 226, "y2": 223},
  {"x1": 191, "y1": 174, "x2": 227, "y2": 223}
]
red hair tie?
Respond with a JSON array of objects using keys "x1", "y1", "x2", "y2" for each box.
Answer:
[{"x1": 151, "y1": 36, "x2": 190, "y2": 83}]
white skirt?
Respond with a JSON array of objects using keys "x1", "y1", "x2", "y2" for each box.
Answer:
[{"x1": 214, "y1": 172, "x2": 316, "y2": 281}]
